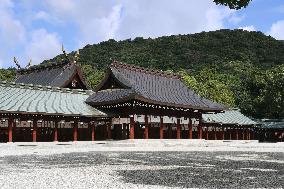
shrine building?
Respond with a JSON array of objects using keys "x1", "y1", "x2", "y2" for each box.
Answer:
[{"x1": 0, "y1": 60, "x2": 258, "y2": 142}]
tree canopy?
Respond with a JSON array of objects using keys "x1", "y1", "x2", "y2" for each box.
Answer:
[
  {"x1": 213, "y1": 0, "x2": 252, "y2": 9},
  {"x1": 2, "y1": 29, "x2": 284, "y2": 119}
]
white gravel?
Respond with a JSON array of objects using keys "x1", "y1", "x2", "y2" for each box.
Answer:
[
  {"x1": 0, "y1": 140, "x2": 283, "y2": 157},
  {"x1": 0, "y1": 140, "x2": 283, "y2": 189}
]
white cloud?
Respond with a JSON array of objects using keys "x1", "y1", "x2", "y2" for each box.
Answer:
[
  {"x1": 238, "y1": 25, "x2": 256, "y2": 31},
  {"x1": 43, "y1": 0, "x2": 235, "y2": 46},
  {"x1": 34, "y1": 11, "x2": 51, "y2": 22},
  {"x1": 24, "y1": 29, "x2": 61, "y2": 64},
  {"x1": 267, "y1": 20, "x2": 284, "y2": 40},
  {"x1": 0, "y1": 0, "x2": 26, "y2": 68}
]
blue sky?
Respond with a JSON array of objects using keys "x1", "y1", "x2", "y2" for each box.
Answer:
[{"x1": 1, "y1": 0, "x2": 284, "y2": 68}]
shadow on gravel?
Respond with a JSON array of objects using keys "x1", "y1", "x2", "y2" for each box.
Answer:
[
  {"x1": 116, "y1": 152, "x2": 284, "y2": 188},
  {"x1": 0, "y1": 151, "x2": 283, "y2": 188}
]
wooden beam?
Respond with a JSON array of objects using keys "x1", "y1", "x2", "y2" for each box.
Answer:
[
  {"x1": 144, "y1": 115, "x2": 149, "y2": 139},
  {"x1": 159, "y1": 116, "x2": 164, "y2": 139},
  {"x1": 188, "y1": 119, "x2": 193, "y2": 139},
  {"x1": 8, "y1": 116, "x2": 13, "y2": 142},
  {"x1": 176, "y1": 118, "x2": 181, "y2": 139},
  {"x1": 129, "y1": 116, "x2": 135, "y2": 139}
]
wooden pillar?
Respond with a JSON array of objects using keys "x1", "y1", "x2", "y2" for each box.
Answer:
[
  {"x1": 176, "y1": 118, "x2": 181, "y2": 139},
  {"x1": 229, "y1": 127, "x2": 232, "y2": 140},
  {"x1": 73, "y1": 121, "x2": 78, "y2": 141},
  {"x1": 235, "y1": 128, "x2": 239, "y2": 140},
  {"x1": 198, "y1": 125, "x2": 203, "y2": 139},
  {"x1": 242, "y1": 128, "x2": 245, "y2": 140},
  {"x1": 122, "y1": 123, "x2": 126, "y2": 139},
  {"x1": 248, "y1": 128, "x2": 251, "y2": 140},
  {"x1": 221, "y1": 127, "x2": 225, "y2": 140},
  {"x1": 168, "y1": 125, "x2": 172, "y2": 139},
  {"x1": 8, "y1": 117, "x2": 13, "y2": 142},
  {"x1": 107, "y1": 122, "x2": 112, "y2": 139},
  {"x1": 251, "y1": 128, "x2": 254, "y2": 140},
  {"x1": 144, "y1": 115, "x2": 149, "y2": 139},
  {"x1": 32, "y1": 120, "x2": 37, "y2": 142},
  {"x1": 91, "y1": 123, "x2": 95, "y2": 141},
  {"x1": 54, "y1": 121, "x2": 58, "y2": 142},
  {"x1": 129, "y1": 116, "x2": 135, "y2": 139},
  {"x1": 214, "y1": 127, "x2": 217, "y2": 140},
  {"x1": 188, "y1": 119, "x2": 193, "y2": 139},
  {"x1": 205, "y1": 127, "x2": 209, "y2": 140},
  {"x1": 159, "y1": 116, "x2": 164, "y2": 139}
]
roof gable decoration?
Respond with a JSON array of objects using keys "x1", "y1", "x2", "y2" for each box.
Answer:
[
  {"x1": 14, "y1": 47, "x2": 88, "y2": 89},
  {"x1": 87, "y1": 62, "x2": 225, "y2": 112}
]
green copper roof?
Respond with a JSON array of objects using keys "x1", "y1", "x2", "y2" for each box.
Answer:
[
  {"x1": 202, "y1": 109, "x2": 257, "y2": 125},
  {"x1": 0, "y1": 81, "x2": 106, "y2": 117}
]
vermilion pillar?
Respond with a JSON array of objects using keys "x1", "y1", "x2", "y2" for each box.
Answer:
[
  {"x1": 198, "y1": 126, "x2": 203, "y2": 139},
  {"x1": 214, "y1": 127, "x2": 217, "y2": 140},
  {"x1": 122, "y1": 123, "x2": 126, "y2": 139},
  {"x1": 159, "y1": 117, "x2": 164, "y2": 139},
  {"x1": 168, "y1": 125, "x2": 172, "y2": 139},
  {"x1": 107, "y1": 123, "x2": 112, "y2": 139},
  {"x1": 32, "y1": 120, "x2": 37, "y2": 142},
  {"x1": 8, "y1": 117, "x2": 13, "y2": 142},
  {"x1": 242, "y1": 128, "x2": 245, "y2": 140},
  {"x1": 221, "y1": 127, "x2": 225, "y2": 140},
  {"x1": 144, "y1": 115, "x2": 149, "y2": 139},
  {"x1": 73, "y1": 121, "x2": 78, "y2": 141},
  {"x1": 176, "y1": 118, "x2": 181, "y2": 139},
  {"x1": 188, "y1": 119, "x2": 193, "y2": 139},
  {"x1": 54, "y1": 121, "x2": 58, "y2": 142},
  {"x1": 91, "y1": 124, "x2": 95, "y2": 141},
  {"x1": 205, "y1": 127, "x2": 209, "y2": 140},
  {"x1": 130, "y1": 116, "x2": 135, "y2": 139},
  {"x1": 247, "y1": 128, "x2": 250, "y2": 140}
]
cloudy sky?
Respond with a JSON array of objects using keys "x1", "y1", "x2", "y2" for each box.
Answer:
[{"x1": 1, "y1": 0, "x2": 284, "y2": 68}]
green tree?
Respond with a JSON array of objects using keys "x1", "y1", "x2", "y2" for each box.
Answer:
[
  {"x1": 181, "y1": 69, "x2": 235, "y2": 106},
  {"x1": 259, "y1": 65, "x2": 284, "y2": 118},
  {"x1": 213, "y1": 0, "x2": 252, "y2": 9}
]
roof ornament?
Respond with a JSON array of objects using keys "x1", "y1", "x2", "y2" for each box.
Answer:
[
  {"x1": 73, "y1": 50, "x2": 80, "y2": 64},
  {"x1": 61, "y1": 44, "x2": 70, "y2": 62},
  {"x1": 13, "y1": 57, "x2": 21, "y2": 69},
  {"x1": 26, "y1": 59, "x2": 32, "y2": 69}
]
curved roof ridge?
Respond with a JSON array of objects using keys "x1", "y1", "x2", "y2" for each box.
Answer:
[
  {"x1": 0, "y1": 81, "x2": 93, "y2": 95},
  {"x1": 111, "y1": 61, "x2": 181, "y2": 79},
  {"x1": 17, "y1": 61, "x2": 69, "y2": 74}
]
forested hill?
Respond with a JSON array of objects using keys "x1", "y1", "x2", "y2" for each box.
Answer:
[
  {"x1": 47, "y1": 29, "x2": 284, "y2": 71},
  {"x1": 2, "y1": 29, "x2": 284, "y2": 119}
]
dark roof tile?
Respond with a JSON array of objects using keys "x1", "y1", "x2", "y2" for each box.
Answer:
[{"x1": 87, "y1": 62, "x2": 225, "y2": 111}]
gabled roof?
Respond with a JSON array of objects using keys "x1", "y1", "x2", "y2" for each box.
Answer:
[
  {"x1": 15, "y1": 62, "x2": 88, "y2": 89},
  {"x1": 0, "y1": 81, "x2": 106, "y2": 117},
  {"x1": 202, "y1": 109, "x2": 257, "y2": 126},
  {"x1": 86, "y1": 62, "x2": 225, "y2": 112}
]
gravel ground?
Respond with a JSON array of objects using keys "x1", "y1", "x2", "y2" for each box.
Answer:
[{"x1": 0, "y1": 146, "x2": 283, "y2": 188}]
